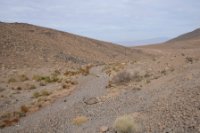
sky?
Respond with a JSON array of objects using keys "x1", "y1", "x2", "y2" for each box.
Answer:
[{"x1": 0, "y1": 0, "x2": 200, "y2": 45}]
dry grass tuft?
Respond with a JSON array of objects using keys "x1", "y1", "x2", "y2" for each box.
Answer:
[
  {"x1": 20, "y1": 105, "x2": 29, "y2": 113},
  {"x1": 72, "y1": 116, "x2": 88, "y2": 126},
  {"x1": 65, "y1": 65, "x2": 92, "y2": 77},
  {"x1": 32, "y1": 73, "x2": 60, "y2": 83},
  {"x1": 113, "y1": 115, "x2": 138, "y2": 133},
  {"x1": 32, "y1": 90, "x2": 51, "y2": 98},
  {"x1": 103, "y1": 63, "x2": 126, "y2": 76},
  {"x1": 0, "y1": 118, "x2": 19, "y2": 128}
]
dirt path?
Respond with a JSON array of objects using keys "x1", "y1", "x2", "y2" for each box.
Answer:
[{"x1": 0, "y1": 66, "x2": 110, "y2": 133}]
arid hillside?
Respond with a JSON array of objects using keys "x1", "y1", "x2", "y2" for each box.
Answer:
[
  {"x1": 168, "y1": 28, "x2": 200, "y2": 43},
  {"x1": 0, "y1": 22, "x2": 143, "y2": 70},
  {"x1": 140, "y1": 28, "x2": 200, "y2": 50},
  {"x1": 0, "y1": 24, "x2": 199, "y2": 133}
]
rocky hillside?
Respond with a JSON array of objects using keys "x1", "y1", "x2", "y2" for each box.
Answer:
[{"x1": 0, "y1": 22, "x2": 143, "y2": 69}]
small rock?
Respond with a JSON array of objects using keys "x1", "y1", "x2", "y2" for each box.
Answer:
[
  {"x1": 64, "y1": 99, "x2": 67, "y2": 102},
  {"x1": 83, "y1": 97, "x2": 99, "y2": 105},
  {"x1": 100, "y1": 126, "x2": 109, "y2": 132}
]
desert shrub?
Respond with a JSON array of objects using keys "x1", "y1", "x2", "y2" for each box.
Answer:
[
  {"x1": 50, "y1": 75, "x2": 59, "y2": 82},
  {"x1": 16, "y1": 86, "x2": 22, "y2": 90},
  {"x1": 39, "y1": 81, "x2": 46, "y2": 86},
  {"x1": 64, "y1": 70, "x2": 79, "y2": 76},
  {"x1": 1, "y1": 118, "x2": 19, "y2": 128},
  {"x1": 64, "y1": 65, "x2": 92, "y2": 77},
  {"x1": 20, "y1": 105, "x2": 29, "y2": 113},
  {"x1": 32, "y1": 75, "x2": 59, "y2": 83},
  {"x1": 161, "y1": 70, "x2": 167, "y2": 75},
  {"x1": 41, "y1": 76, "x2": 51, "y2": 83},
  {"x1": 8, "y1": 78, "x2": 17, "y2": 83},
  {"x1": 19, "y1": 74, "x2": 29, "y2": 81},
  {"x1": 15, "y1": 111, "x2": 26, "y2": 118},
  {"x1": 29, "y1": 85, "x2": 36, "y2": 90},
  {"x1": 32, "y1": 75, "x2": 43, "y2": 81},
  {"x1": 72, "y1": 116, "x2": 88, "y2": 126},
  {"x1": 113, "y1": 115, "x2": 138, "y2": 133},
  {"x1": 41, "y1": 90, "x2": 51, "y2": 96},
  {"x1": 103, "y1": 63, "x2": 126, "y2": 76},
  {"x1": 33, "y1": 92, "x2": 40, "y2": 98},
  {"x1": 62, "y1": 84, "x2": 69, "y2": 89},
  {"x1": 54, "y1": 70, "x2": 61, "y2": 76},
  {"x1": 185, "y1": 57, "x2": 193, "y2": 64},
  {"x1": 26, "y1": 84, "x2": 36, "y2": 90},
  {"x1": 111, "y1": 70, "x2": 141, "y2": 84},
  {"x1": 144, "y1": 72, "x2": 151, "y2": 78},
  {"x1": 32, "y1": 90, "x2": 51, "y2": 98},
  {"x1": 80, "y1": 65, "x2": 91, "y2": 76}
]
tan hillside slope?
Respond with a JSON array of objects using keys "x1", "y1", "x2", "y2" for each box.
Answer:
[
  {"x1": 168, "y1": 28, "x2": 200, "y2": 43},
  {"x1": 137, "y1": 28, "x2": 200, "y2": 50},
  {"x1": 0, "y1": 22, "x2": 143, "y2": 69}
]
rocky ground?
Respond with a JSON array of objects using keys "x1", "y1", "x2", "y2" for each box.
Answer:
[
  {"x1": 0, "y1": 46, "x2": 200, "y2": 133},
  {"x1": 0, "y1": 23, "x2": 200, "y2": 133}
]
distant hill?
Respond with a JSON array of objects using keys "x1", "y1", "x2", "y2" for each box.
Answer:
[
  {"x1": 119, "y1": 37, "x2": 169, "y2": 46},
  {"x1": 167, "y1": 28, "x2": 200, "y2": 42},
  {"x1": 0, "y1": 22, "x2": 143, "y2": 69},
  {"x1": 137, "y1": 28, "x2": 200, "y2": 49}
]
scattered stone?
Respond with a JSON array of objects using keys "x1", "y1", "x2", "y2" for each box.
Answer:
[
  {"x1": 64, "y1": 99, "x2": 67, "y2": 102},
  {"x1": 100, "y1": 126, "x2": 109, "y2": 132},
  {"x1": 83, "y1": 97, "x2": 99, "y2": 105}
]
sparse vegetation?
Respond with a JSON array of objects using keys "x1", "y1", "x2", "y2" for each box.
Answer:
[
  {"x1": 39, "y1": 81, "x2": 46, "y2": 86},
  {"x1": 41, "y1": 90, "x2": 51, "y2": 96},
  {"x1": 65, "y1": 79, "x2": 78, "y2": 85},
  {"x1": 103, "y1": 63, "x2": 126, "y2": 76},
  {"x1": 19, "y1": 74, "x2": 29, "y2": 81},
  {"x1": 72, "y1": 116, "x2": 88, "y2": 126},
  {"x1": 33, "y1": 92, "x2": 41, "y2": 98},
  {"x1": 20, "y1": 105, "x2": 29, "y2": 113},
  {"x1": 0, "y1": 118, "x2": 19, "y2": 128},
  {"x1": 111, "y1": 70, "x2": 141, "y2": 85},
  {"x1": 8, "y1": 77, "x2": 17, "y2": 83},
  {"x1": 26, "y1": 84, "x2": 36, "y2": 90},
  {"x1": 185, "y1": 57, "x2": 193, "y2": 64},
  {"x1": 64, "y1": 65, "x2": 92, "y2": 77},
  {"x1": 113, "y1": 115, "x2": 138, "y2": 133},
  {"x1": 161, "y1": 69, "x2": 167, "y2": 75},
  {"x1": 32, "y1": 90, "x2": 51, "y2": 98},
  {"x1": 32, "y1": 75, "x2": 59, "y2": 83}
]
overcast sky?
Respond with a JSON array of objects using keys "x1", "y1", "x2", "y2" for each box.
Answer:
[{"x1": 0, "y1": 0, "x2": 200, "y2": 45}]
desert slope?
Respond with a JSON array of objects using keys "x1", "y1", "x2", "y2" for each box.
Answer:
[
  {"x1": 134, "y1": 28, "x2": 200, "y2": 50},
  {"x1": 168, "y1": 28, "x2": 200, "y2": 42},
  {"x1": 0, "y1": 22, "x2": 143, "y2": 69}
]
